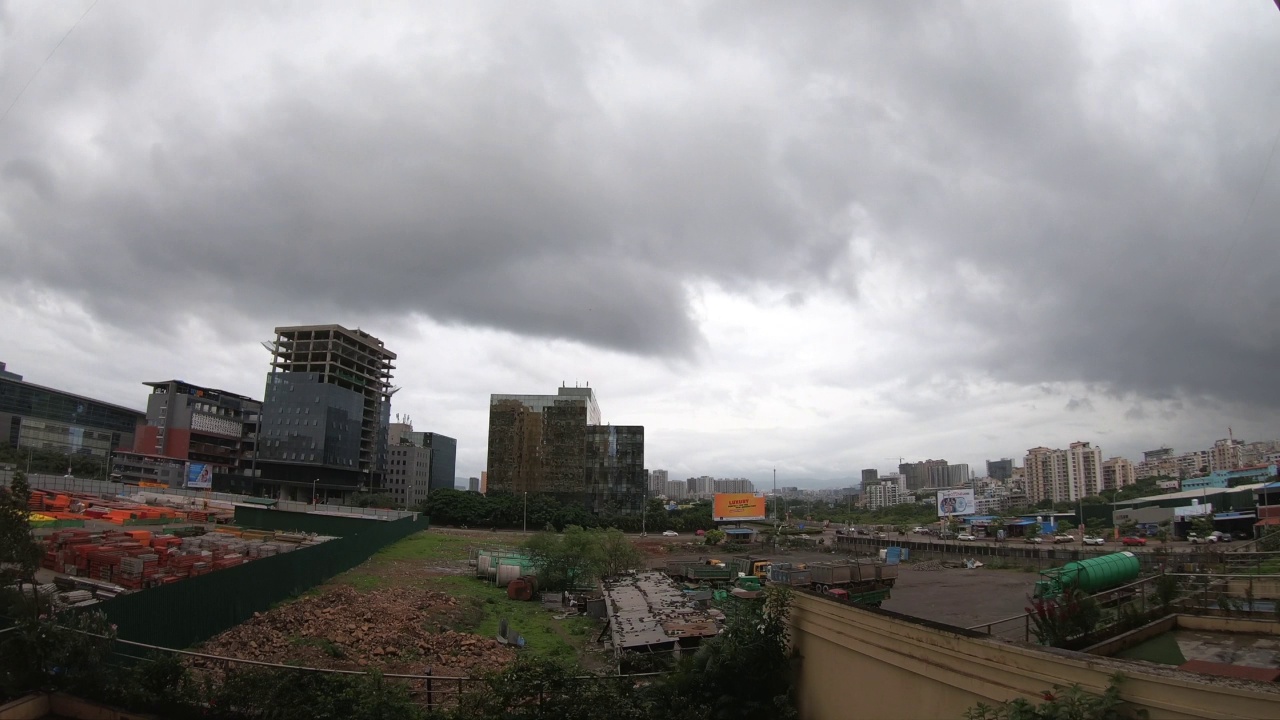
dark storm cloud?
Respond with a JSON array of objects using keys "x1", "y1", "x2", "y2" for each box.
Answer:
[{"x1": 2, "y1": 1, "x2": 1278, "y2": 412}]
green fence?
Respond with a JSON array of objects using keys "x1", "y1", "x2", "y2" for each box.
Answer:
[{"x1": 95, "y1": 509, "x2": 427, "y2": 649}]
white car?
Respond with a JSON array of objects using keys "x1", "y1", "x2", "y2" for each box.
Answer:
[
  {"x1": 957, "y1": 533, "x2": 977, "y2": 542},
  {"x1": 662, "y1": 530, "x2": 679, "y2": 537},
  {"x1": 912, "y1": 526, "x2": 928, "y2": 534},
  {"x1": 1053, "y1": 534, "x2": 1075, "y2": 544},
  {"x1": 1082, "y1": 536, "x2": 1106, "y2": 546}
]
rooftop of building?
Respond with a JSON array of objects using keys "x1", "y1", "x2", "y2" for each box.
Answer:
[
  {"x1": 0, "y1": 365, "x2": 144, "y2": 418},
  {"x1": 143, "y1": 380, "x2": 260, "y2": 404},
  {"x1": 602, "y1": 571, "x2": 720, "y2": 653},
  {"x1": 272, "y1": 324, "x2": 397, "y2": 358},
  {"x1": 1116, "y1": 482, "x2": 1272, "y2": 507}
]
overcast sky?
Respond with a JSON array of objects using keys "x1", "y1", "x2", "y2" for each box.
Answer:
[{"x1": 3, "y1": 1, "x2": 1279, "y2": 487}]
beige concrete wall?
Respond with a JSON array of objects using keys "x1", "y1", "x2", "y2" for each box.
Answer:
[
  {"x1": 790, "y1": 593, "x2": 1280, "y2": 720},
  {"x1": 0, "y1": 694, "x2": 51, "y2": 720}
]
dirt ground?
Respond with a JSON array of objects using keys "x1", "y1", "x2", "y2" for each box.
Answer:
[{"x1": 880, "y1": 566, "x2": 1037, "y2": 629}]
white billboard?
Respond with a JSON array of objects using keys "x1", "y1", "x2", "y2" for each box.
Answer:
[{"x1": 936, "y1": 488, "x2": 976, "y2": 517}]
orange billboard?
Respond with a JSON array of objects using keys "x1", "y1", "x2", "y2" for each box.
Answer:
[{"x1": 713, "y1": 493, "x2": 767, "y2": 522}]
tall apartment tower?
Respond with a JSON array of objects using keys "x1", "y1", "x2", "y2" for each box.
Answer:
[
  {"x1": 861, "y1": 469, "x2": 879, "y2": 485},
  {"x1": 256, "y1": 325, "x2": 396, "y2": 501},
  {"x1": 485, "y1": 385, "x2": 644, "y2": 514},
  {"x1": 1024, "y1": 442, "x2": 1103, "y2": 503},
  {"x1": 1101, "y1": 457, "x2": 1135, "y2": 491}
]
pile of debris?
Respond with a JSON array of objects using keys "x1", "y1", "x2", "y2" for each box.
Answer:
[
  {"x1": 198, "y1": 586, "x2": 515, "y2": 675},
  {"x1": 910, "y1": 560, "x2": 944, "y2": 571}
]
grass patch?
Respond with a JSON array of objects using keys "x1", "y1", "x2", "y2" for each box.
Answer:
[
  {"x1": 372, "y1": 531, "x2": 473, "y2": 562},
  {"x1": 427, "y1": 575, "x2": 600, "y2": 661}
]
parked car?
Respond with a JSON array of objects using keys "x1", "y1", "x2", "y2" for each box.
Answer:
[
  {"x1": 874, "y1": 531, "x2": 888, "y2": 539},
  {"x1": 1212, "y1": 531, "x2": 1234, "y2": 543},
  {"x1": 1187, "y1": 532, "x2": 1212, "y2": 544},
  {"x1": 938, "y1": 531, "x2": 957, "y2": 540},
  {"x1": 1082, "y1": 535, "x2": 1106, "y2": 546},
  {"x1": 1121, "y1": 536, "x2": 1147, "y2": 546},
  {"x1": 662, "y1": 530, "x2": 679, "y2": 537},
  {"x1": 957, "y1": 533, "x2": 977, "y2": 542},
  {"x1": 1023, "y1": 535, "x2": 1043, "y2": 544},
  {"x1": 1053, "y1": 534, "x2": 1075, "y2": 544},
  {"x1": 912, "y1": 526, "x2": 928, "y2": 534}
]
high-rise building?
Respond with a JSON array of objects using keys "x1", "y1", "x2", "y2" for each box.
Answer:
[
  {"x1": 713, "y1": 478, "x2": 755, "y2": 493},
  {"x1": 1210, "y1": 438, "x2": 1245, "y2": 472},
  {"x1": 900, "y1": 459, "x2": 947, "y2": 491},
  {"x1": 256, "y1": 324, "x2": 396, "y2": 501},
  {"x1": 648, "y1": 469, "x2": 669, "y2": 495},
  {"x1": 1101, "y1": 457, "x2": 1135, "y2": 491},
  {"x1": 0, "y1": 362, "x2": 143, "y2": 462},
  {"x1": 864, "y1": 480, "x2": 904, "y2": 510},
  {"x1": 861, "y1": 469, "x2": 878, "y2": 485},
  {"x1": 384, "y1": 420, "x2": 457, "y2": 507},
  {"x1": 946, "y1": 464, "x2": 970, "y2": 487},
  {"x1": 468, "y1": 477, "x2": 481, "y2": 493},
  {"x1": 986, "y1": 459, "x2": 1014, "y2": 481},
  {"x1": 664, "y1": 479, "x2": 686, "y2": 499},
  {"x1": 485, "y1": 385, "x2": 645, "y2": 514},
  {"x1": 112, "y1": 380, "x2": 260, "y2": 488},
  {"x1": 1024, "y1": 442, "x2": 1103, "y2": 503}
]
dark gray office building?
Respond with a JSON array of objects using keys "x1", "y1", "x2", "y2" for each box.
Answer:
[
  {"x1": 255, "y1": 325, "x2": 396, "y2": 501},
  {"x1": 987, "y1": 458, "x2": 1014, "y2": 481}
]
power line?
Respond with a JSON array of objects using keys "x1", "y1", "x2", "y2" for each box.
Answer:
[{"x1": 0, "y1": 0, "x2": 101, "y2": 127}]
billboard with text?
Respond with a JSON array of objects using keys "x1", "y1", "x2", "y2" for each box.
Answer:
[
  {"x1": 186, "y1": 462, "x2": 212, "y2": 489},
  {"x1": 713, "y1": 493, "x2": 767, "y2": 522},
  {"x1": 936, "y1": 488, "x2": 975, "y2": 517}
]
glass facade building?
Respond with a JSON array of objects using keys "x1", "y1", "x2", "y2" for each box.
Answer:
[{"x1": 0, "y1": 365, "x2": 142, "y2": 458}]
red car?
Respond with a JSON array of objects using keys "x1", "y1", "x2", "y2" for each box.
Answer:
[{"x1": 1121, "y1": 536, "x2": 1147, "y2": 546}]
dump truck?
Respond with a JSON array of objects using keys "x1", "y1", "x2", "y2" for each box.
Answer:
[
  {"x1": 771, "y1": 560, "x2": 895, "y2": 607},
  {"x1": 729, "y1": 556, "x2": 772, "y2": 580},
  {"x1": 664, "y1": 560, "x2": 734, "y2": 583},
  {"x1": 766, "y1": 564, "x2": 813, "y2": 587},
  {"x1": 1033, "y1": 551, "x2": 1141, "y2": 599}
]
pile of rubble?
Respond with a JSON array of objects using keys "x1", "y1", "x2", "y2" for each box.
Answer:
[
  {"x1": 910, "y1": 560, "x2": 944, "y2": 571},
  {"x1": 198, "y1": 586, "x2": 515, "y2": 675}
]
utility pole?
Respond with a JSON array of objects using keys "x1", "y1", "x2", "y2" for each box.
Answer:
[{"x1": 523, "y1": 491, "x2": 528, "y2": 533}]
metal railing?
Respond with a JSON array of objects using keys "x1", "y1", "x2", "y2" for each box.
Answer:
[
  {"x1": 98, "y1": 634, "x2": 662, "y2": 710},
  {"x1": 967, "y1": 571, "x2": 1280, "y2": 645}
]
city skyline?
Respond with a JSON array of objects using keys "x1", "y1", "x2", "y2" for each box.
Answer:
[{"x1": 3, "y1": 3, "x2": 1279, "y2": 487}]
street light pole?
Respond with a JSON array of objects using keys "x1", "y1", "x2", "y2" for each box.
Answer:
[
  {"x1": 312, "y1": 478, "x2": 318, "y2": 509},
  {"x1": 523, "y1": 491, "x2": 527, "y2": 533}
]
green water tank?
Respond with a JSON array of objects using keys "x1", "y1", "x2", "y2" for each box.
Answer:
[{"x1": 1058, "y1": 551, "x2": 1140, "y2": 593}]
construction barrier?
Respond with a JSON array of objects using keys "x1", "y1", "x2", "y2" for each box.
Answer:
[{"x1": 92, "y1": 510, "x2": 426, "y2": 649}]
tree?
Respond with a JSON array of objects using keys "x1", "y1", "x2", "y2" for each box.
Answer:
[
  {"x1": 704, "y1": 528, "x2": 726, "y2": 546},
  {"x1": 1190, "y1": 516, "x2": 1214, "y2": 538},
  {"x1": 656, "y1": 586, "x2": 798, "y2": 720},
  {"x1": 0, "y1": 470, "x2": 41, "y2": 615},
  {"x1": 598, "y1": 528, "x2": 645, "y2": 578}
]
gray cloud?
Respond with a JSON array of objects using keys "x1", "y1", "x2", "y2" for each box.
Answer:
[
  {"x1": 2, "y1": 0, "x2": 1278, "y2": 421},
  {"x1": 1065, "y1": 398, "x2": 1095, "y2": 413}
]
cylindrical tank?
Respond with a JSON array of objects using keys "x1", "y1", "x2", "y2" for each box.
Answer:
[
  {"x1": 507, "y1": 577, "x2": 534, "y2": 601},
  {"x1": 1060, "y1": 551, "x2": 1140, "y2": 593},
  {"x1": 477, "y1": 553, "x2": 493, "y2": 577},
  {"x1": 496, "y1": 563, "x2": 521, "y2": 586}
]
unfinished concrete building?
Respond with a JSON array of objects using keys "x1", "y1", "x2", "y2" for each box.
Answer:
[
  {"x1": 485, "y1": 385, "x2": 644, "y2": 514},
  {"x1": 255, "y1": 325, "x2": 396, "y2": 501}
]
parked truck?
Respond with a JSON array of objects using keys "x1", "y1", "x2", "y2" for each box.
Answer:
[
  {"x1": 1032, "y1": 551, "x2": 1141, "y2": 599},
  {"x1": 664, "y1": 560, "x2": 734, "y2": 584},
  {"x1": 729, "y1": 556, "x2": 772, "y2": 580},
  {"x1": 768, "y1": 560, "x2": 895, "y2": 607}
]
